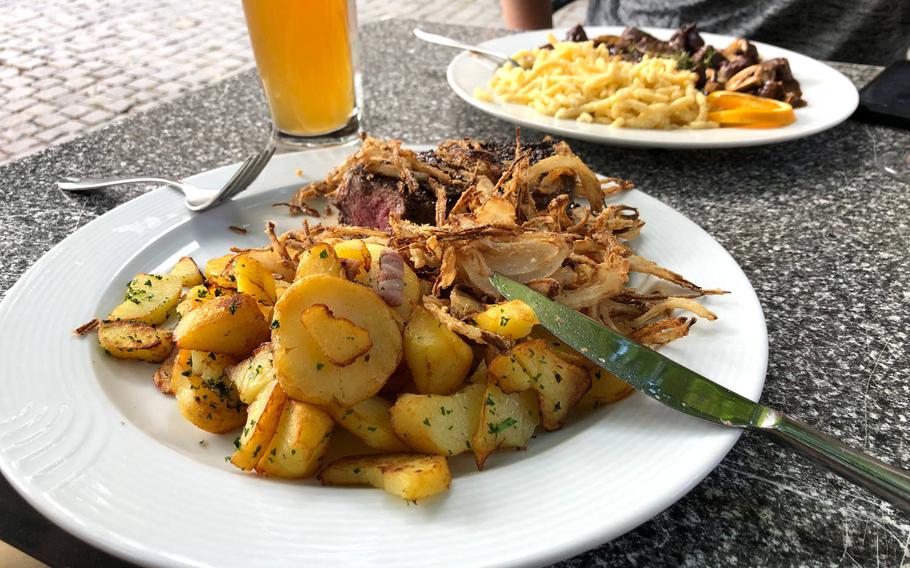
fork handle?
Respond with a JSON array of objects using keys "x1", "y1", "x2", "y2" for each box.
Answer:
[{"x1": 58, "y1": 177, "x2": 176, "y2": 191}]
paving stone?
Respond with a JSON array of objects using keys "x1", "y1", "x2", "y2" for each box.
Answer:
[
  {"x1": 80, "y1": 109, "x2": 114, "y2": 125},
  {"x1": 4, "y1": 86, "x2": 33, "y2": 100},
  {"x1": 1, "y1": 137, "x2": 39, "y2": 155},
  {"x1": 58, "y1": 104, "x2": 92, "y2": 119},
  {"x1": 33, "y1": 112, "x2": 66, "y2": 128},
  {"x1": 0, "y1": 0, "x2": 589, "y2": 165},
  {"x1": 34, "y1": 85, "x2": 69, "y2": 101}
]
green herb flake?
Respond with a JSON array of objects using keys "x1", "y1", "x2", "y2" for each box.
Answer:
[
  {"x1": 319, "y1": 249, "x2": 329, "y2": 259},
  {"x1": 422, "y1": 417, "x2": 431, "y2": 427},
  {"x1": 270, "y1": 319, "x2": 280, "y2": 329},
  {"x1": 488, "y1": 417, "x2": 517, "y2": 435},
  {"x1": 316, "y1": 362, "x2": 325, "y2": 371}
]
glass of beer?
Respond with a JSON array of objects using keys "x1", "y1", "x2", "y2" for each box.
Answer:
[{"x1": 242, "y1": 0, "x2": 361, "y2": 147}]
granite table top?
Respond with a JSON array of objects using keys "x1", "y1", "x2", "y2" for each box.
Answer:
[{"x1": 0, "y1": 19, "x2": 908, "y2": 568}]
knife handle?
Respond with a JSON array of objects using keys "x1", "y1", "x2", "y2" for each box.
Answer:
[{"x1": 758, "y1": 412, "x2": 910, "y2": 514}]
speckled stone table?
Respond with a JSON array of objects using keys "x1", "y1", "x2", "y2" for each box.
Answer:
[{"x1": 1, "y1": 19, "x2": 908, "y2": 568}]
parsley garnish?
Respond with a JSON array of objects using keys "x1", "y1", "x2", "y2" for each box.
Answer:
[{"x1": 488, "y1": 417, "x2": 517, "y2": 434}]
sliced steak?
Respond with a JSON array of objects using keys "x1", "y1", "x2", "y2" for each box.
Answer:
[{"x1": 333, "y1": 139, "x2": 562, "y2": 230}]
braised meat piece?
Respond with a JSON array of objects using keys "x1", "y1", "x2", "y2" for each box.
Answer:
[
  {"x1": 565, "y1": 24, "x2": 588, "y2": 42},
  {"x1": 669, "y1": 23, "x2": 705, "y2": 53},
  {"x1": 725, "y1": 58, "x2": 805, "y2": 107},
  {"x1": 332, "y1": 139, "x2": 562, "y2": 231}
]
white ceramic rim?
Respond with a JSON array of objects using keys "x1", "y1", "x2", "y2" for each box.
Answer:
[
  {"x1": 447, "y1": 26, "x2": 859, "y2": 148},
  {"x1": 0, "y1": 146, "x2": 768, "y2": 567}
]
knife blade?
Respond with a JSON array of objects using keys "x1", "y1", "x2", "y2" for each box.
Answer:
[{"x1": 489, "y1": 273, "x2": 910, "y2": 513}]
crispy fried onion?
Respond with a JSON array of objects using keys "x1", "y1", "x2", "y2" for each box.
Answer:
[
  {"x1": 423, "y1": 296, "x2": 512, "y2": 351},
  {"x1": 271, "y1": 133, "x2": 723, "y2": 352}
]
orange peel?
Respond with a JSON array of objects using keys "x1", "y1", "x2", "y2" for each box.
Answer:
[{"x1": 707, "y1": 91, "x2": 795, "y2": 128}]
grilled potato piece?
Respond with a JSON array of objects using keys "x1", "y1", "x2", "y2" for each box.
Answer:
[
  {"x1": 234, "y1": 254, "x2": 277, "y2": 320},
  {"x1": 272, "y1": 274, "x2": 402, "y2": 406},
  {"x1": 172, "y1": 350, "x2": 245, "y2": 434},
  {"x1": 174, "y1": 293, "x2": 270, "y2": 357},
  {"x1": 228, "y1": 343, "x2": 276, "y2": 404},
  {"x1": 107, "y1": 273, "x2": 183, "y2": 325},
  {"x1": 97, "y1": 320, "x2": 174, "y2": 363},
  {"x1": 153, "y1": 349, "x2": 178, "y2": 394},
  {"x1": 300, "y1": 304, "x2": 372, "y2": 366},
  {"x1": 255, "y1": 401, "x2": 334, "y2": 478},
  {"x1": 318, "y1": 453, "x2": 451, "y2": 501},
  {"x1": 324, "y1": 396, "x2": 409, "y2": 452},
  {"x1": 403, "y1": 305, "x2": 473, "y2": 395},
  {"x1": 472, "y1": 384, "x2": 539, "y2": 469},
  {"x1": 490, "y1": 339, "x2": 591, "y2": 431},
  {"x1": 390, "y1": 384, "x2": 484, "y2": 456},
  {"x1": 582, "y1": 366, "x2": 635, "y2": 407},
  {"x1": 295, "y1": 243, "x2": 345, "y2": 280},
  {"x1": 204, "y1": 254, "x2": 236, "y2": 288},
  {"x1": 175, "y1": 285, "x2": 212, "y2": 318},
  {"x1": 241, "y1": 249, "x2": 295, "y2": 282},
  {"x1": 474, "y1": 300, "x2": 539, "y2": 340},
  {"x1": 531, "y1": 330, "x2": 633, "y2": 407},
  {"x1": 170, "y1": 256, "x2": 204, "y2": 287},
  {"x1": 333, "y1": 239, "x2": 371, "y2": 284},
  {"x1": 230, "y1": 380, "x2": 288, "y2": 470}
]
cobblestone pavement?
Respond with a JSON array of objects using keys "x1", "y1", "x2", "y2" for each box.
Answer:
[{"x1": 0, "y1": 0, "x2": 588, "y2": 165}]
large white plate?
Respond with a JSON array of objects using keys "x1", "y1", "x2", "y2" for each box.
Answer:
[
  {"x1": 447, "y1": 26, "x2": 858, "y2": 148},
  {"x1": 0, "y1": 146, "x2": 767, "y2": 567}
]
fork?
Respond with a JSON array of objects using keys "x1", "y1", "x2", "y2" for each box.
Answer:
[{"x1": 57, "y1": 146, "x2": 276, "y2": 211}]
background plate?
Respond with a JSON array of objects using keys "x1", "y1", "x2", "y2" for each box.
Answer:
[
  {"x1": 0, "y1": 146, "x2": 767, "y2": 567},
  {"x1": 447, "y1": 26, "x2": 858, "y2": 148}
]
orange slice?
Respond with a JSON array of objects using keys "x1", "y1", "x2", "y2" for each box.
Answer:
[{"x1": 707, "y1": 91, "x2": 795, "y2": 128}]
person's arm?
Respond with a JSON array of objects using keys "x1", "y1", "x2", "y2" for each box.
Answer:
[{"x1": 500, "y1": 0, "x2": 552, "y2": 30}]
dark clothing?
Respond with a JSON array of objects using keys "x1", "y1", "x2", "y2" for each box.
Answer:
[{"x1": 585, "y1": 0, "x2": 910, "y2": 65}]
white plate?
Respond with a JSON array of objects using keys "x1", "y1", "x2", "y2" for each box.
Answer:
[
  {"x1": 0, "y1": 147, "x2": 767, "y2": 567},
  {"x1": 447, "y1": 26, "x2": 858, "y2": 148}
]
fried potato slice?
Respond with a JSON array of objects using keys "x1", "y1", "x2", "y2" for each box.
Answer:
[
  {"x1": 390, "y1": 384, "x2": 484, "y2": 456},
  {"x1": 324, "y1": 396, "x2": 409, "y2": 452},
  {"x1": 228, "y1": 342, "x2": 276, "y2": 404},
  {"x1": 295, "y1": 243, "x2": 345, "y2": 281},
  {"x1": 318, "y1": 453, "x2": 451, "y2": 501},
  {"x1": 530, "y1": 330, "x2": 634, "y2": 408},
  {"x1": 153, "y1": 349, "x2": 178, "y2": 394},
  {"x1": 582, "y1": 366, "x2": 635, "y2": 407},
  {"x1": 170, "y1": 256, "x2": 204, "y2": 287},
  {"x1": 176, "y1": 285, "x2": 211, "y2": 318},
  {"x1": 174, "y1": 293, "x2": 270, "y2": 357},
  {"x1": 255, "y1": 400, "x2": 334, "y2": 478},
  {"x1": 333, "y1": 239, "x2": 372, "y2": 284},
  {"x1": 474, "y1": 300, "x2": 539, "y2": 340},
  {"x1": 204, "y1": 254, "x2": 236, "y2": 288},
  {"x1": 97, "y1": 320, "x2": 174, "y2": 363},
  {"x1": 107, "y1": 273, "x2": 183, "y2": 325},
  {"x1": 472, "y1": 384, "x2": 539, "y2": 470},
  {"x1": 301, "y1": 304, "x2": 373, "y2": 366},
  {"x1": 230, "y1": 380, "x2": 288, "y2": 470},
  {"x1": 403, "y1": 305, "x2": 473, "y2": 395},
  {"x1": 234, "y1": 254, "x2": 277, "y2": 320},
  {"x1": 272, "y1": 274, "x2": 402, "y2": 407},
  {"x1": 490, "y1": 339, "x2": 591, "y2": 431},
  {"x1": 172, "y1": 350, "x2": 246, "y2": 434}
]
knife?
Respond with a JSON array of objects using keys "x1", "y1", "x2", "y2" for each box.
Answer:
[{"x1": 490, "y1": 274, "x2": 910, "y2": 514}]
